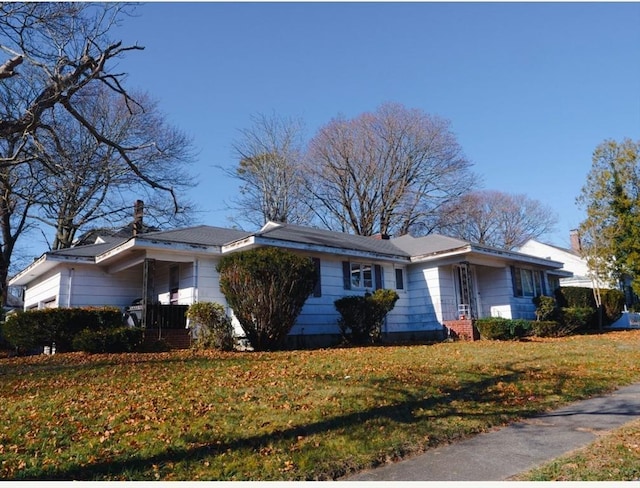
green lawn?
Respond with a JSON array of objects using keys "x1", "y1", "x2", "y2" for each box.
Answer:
[{"x1": 1, "y1": 330, "x2": 639, "y2": 480}]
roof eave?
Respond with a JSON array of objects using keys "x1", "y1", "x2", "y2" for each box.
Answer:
[
  {"x1": 409, "y1": 245, "x2": 472, "y2": 263},
  {"x1": 9, "y1": 253, "x2": 94, "y2": 286},
  {"x1": 95, "y1": 237, "x2": 223, "y2": 264},
  {"x1": 224, "y1": 235, "x2": 409, "y2": 263}
]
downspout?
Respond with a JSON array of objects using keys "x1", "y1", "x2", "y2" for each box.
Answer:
[
  {"x1": 193, "y1": 259, "x2": 199, "y2": 303},
  {"x1": 67, "y1": 268, "x2": 74, "y2": 308}
]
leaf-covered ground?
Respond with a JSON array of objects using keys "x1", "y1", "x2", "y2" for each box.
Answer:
[{"x1": 1, "y1": 330, "x2": 640, "y2": 480}]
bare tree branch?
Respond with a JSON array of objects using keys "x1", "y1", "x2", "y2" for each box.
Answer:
[{"x1": 0, "y1": 54, "x2": 22, "y2": 79}]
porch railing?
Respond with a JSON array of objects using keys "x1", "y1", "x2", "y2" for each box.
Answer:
[{"x1": 126, "y1": 303, "x2": 188, "y2": 329}]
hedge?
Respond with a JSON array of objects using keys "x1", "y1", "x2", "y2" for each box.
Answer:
[
  {"x1": 72, "y1": 327, "x2": 144, "y2": 354},
  {"x1": 2, "y1": 307, "x2": 123, "y2": 354},
  {"x1": 474, "y1": 317, "x2": 532, "y2": 341}
]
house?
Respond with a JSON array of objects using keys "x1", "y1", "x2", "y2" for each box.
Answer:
[
  {"x1": 518, "y1": 230, "x2": 612, "y2": 290},
  {"x1": 9, "y1": 221, "x2": 570, "y2": 346},
  {"x1": 519, "y1": 231, "x2": 640, "y2": 329}
]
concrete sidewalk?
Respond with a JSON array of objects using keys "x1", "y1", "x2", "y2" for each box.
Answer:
[{"x1": 345, "y1": 382, "x2": 640, "y2": 481}]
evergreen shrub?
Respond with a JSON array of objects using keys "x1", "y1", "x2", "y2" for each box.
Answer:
[
  {"x1": 217, "y1": 247, "x2": 317, "y2": 351},
  {"x1": 1, "y1": 307, "x2": 122, "y2": 354},
  {"x1": 533, "y1": 295, "x2": 559, "y2": 321},
  {"x1": 335, "y1": 289, "x2": 399, "y2": 344},
  {"x1": 555, "y1": 287, "x2": 596, "y2": 309},
  {"x1": 560, "y1": 307, "x2": 595, "y2": 334},
  {"x1": 186, "y1": 302, "x2": 235, "y2": 351},
  {"x1": 72, "y1": 326, "x2": 143, "y2": 353},
  {"x1": 530, "y1": 320, "x2": 564, "y2": 337},
  {"x1": 474, "y1": 317, "x2": 532, "y2": 341}
]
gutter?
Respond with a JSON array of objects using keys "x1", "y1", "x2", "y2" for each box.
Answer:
[
  {"x1": 410, "y1": 244, "x2": 565, "y2": 269},
  {"x1": 95, "y1": 237, "x2": 222, "y2": 264},
  {"x1": 223, "y1": 235, "x2": 410, "y2": 263}
]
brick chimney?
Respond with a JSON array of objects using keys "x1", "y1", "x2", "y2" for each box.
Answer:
[
  {"x1": 133, "y1": 200, "x2": 144, "y2": 236},
  {"x1": 569, "y1": 229, "x2": 582, "y2": 253}
]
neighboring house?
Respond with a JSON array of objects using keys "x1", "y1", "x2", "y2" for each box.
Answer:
[
  {"x1": 519, "y1": 231, "x2": 640, "y2": 329},
  {"x1": 9, "y1": 221, "x2": 570, "y2": 346},
  {"x1": 519, "y1": 230, "x2": 618, "y2": 290}
]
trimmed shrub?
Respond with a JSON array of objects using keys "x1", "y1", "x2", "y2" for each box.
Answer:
[
  {"x1": 186, "y1": 302, "x2": 235, "y2": 351},
  {"x1": 560, "y1": 307, "x2": 595, "y2": 334},
  {"x1": 1, "y1": 307, "x2": 122, "y2": 354},
  {"x1": 475, "y1": 317, "x2": 532, "y2": 341},
  {"x1": 533, "y1": 295, "x2": 559, "y2": 322},
  {"x1": 530, "y1": 320, "x2": 563, "y2": 337},
  {"x1": 475, "y1": 318, "x2": 511, "y2": 340},
  {"x1": 335, "y1": 289, "x2": 399, "y2": 344},
  {"x1": 72, "y1": 327, "x2": 143, "y2": 353},
  {"x1": 510, "y1": 319, "x2": 533, "y2": 338},
  {"x1": 217, "y1": 247, "x2": 317, "y2": 351},
  {"x1": 555, "y1": 287, "x2": 597, "y2": 309}
]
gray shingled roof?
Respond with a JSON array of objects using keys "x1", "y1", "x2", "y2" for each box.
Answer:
[
  {"x1": 133, "y1": 225, "x2": 252, "y2": 247},
  {"x1": 255, "y1": 222, "x2": 410, "y2": 258},
  {"x1": 49, "y1": 238, "x2": 129, "y2": 259},
  {"x1": 391, "y1": 234, "x2": 471, "y2": 257}
]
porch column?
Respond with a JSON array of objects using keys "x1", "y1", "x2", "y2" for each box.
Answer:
[{"x1": 141, "y1": 258, "x2": 156, "y2": 328}]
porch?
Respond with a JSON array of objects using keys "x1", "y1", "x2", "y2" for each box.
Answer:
[{"x1": 126, "y1": 302, "x2": 191, "y2": 349}]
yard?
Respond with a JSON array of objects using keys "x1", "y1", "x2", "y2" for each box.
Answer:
[{"x1": 1, "y1": 330, "x2": 640, "y2": 481}]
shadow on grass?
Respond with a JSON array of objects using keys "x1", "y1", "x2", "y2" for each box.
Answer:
[{"x1": 14, "y1": 363, "x2": 566, "y2": 481}]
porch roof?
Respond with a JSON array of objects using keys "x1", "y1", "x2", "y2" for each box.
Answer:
[{"x1": 392, "y1": 234, "x2": 566, "y2": 269}]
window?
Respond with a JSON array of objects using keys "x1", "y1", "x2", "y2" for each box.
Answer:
[
  {"x1": 342, "y1": 262, "x2": 382, "y2": 290},
  {"x1": 512, "y1": 267, "x2": 545, "y2": 297},
  {"x1": 395, "y1": 268, "x2": 404, "y2": 290},
  {"x1": 169, "y1": 265, "x2": 179, "y2": 303},
  {"x1": 352, "y1": 263, "x2": 373, "y2": 289}
]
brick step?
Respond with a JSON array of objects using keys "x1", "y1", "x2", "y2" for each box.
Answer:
[{"x1": 143, "y1": 328, "x2": 192, "y2": 349}]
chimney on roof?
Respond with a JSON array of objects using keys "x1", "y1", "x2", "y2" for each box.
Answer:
[
  {"x1": 371, "y1": 233, "x2": 390, "y2": 240},
  {"x1": 570, "y1": 229, "x2": 582, "y2": 254},
  {"x1": 133, "y1": 200, "x2": 144, "y2": 236}
]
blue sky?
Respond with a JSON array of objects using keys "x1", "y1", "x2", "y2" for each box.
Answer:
[{"x1": 98, "y1": 2, "x2": 638, "y2": 250}]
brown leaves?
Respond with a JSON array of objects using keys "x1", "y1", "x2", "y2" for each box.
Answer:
[{"x1": 1, "y1": 331, "x2": 640, "y2": 480}]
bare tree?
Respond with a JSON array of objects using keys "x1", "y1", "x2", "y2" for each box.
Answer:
[
  {"x1": 304, "y1": 103, "x2": 475, "y2": 236},
  {"x1": 225, "y1": 113, "x2": 310, "y2": 229},
  {"x1": 30, "y1": 86, "x2": 196, "y2": 249},
  {"x1": 0, "y1": 3, "x2": 194, "y2": 303},
  {"x1": 0, "y1": 137, "x2": 38, "y2": 305},
  {"x1": 436, "y1": 190, "x2": 558, "y2": 250}
]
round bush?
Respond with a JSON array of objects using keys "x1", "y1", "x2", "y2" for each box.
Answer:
[
  {"x1": 217, "y1": 248, "x2": 317, "y2": 351},
  {"x1": 186, "y1": 302, "x2": 235, "y2": 351},
  {"x1": 335, "y1": 289, "x2": 399, "y2": 344}
]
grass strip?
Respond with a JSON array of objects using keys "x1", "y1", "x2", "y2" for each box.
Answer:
[{"x1": 514, "y1": 418, "x2": 640, "y2": 481}]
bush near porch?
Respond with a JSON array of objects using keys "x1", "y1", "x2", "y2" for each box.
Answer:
[{"x1": 476, "y1": 287, "x2": 627, "y2": 341}]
